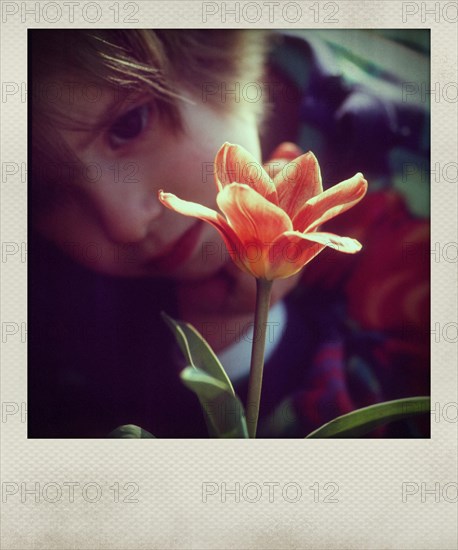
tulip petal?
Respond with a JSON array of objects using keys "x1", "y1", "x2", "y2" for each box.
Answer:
[
  {"x1": 158, "y1": 190, "x2": 250, "y2": 274},
  {"x1": 293, "y1": 173, "x2": 368, "y2": 233},
  {"x1": 217, "y1": 183, "x2": 293, "y2": 249},
  {"x1": 159, "y1": 190, "x2": 223, "y2": 225},
  {"x1": 265, "y1": 230, "x2": 362, "y2": 280},
  {"x1": 215, "y1": 143, "x2": 278, "y2": 205},
  {"x1": 274, "y1": 151, "x2": 323, "y2": 219},
  {"x1": 295, "y1": 231, "x2": 363, "y2": 253},
  {"x1": 265, "y1": 232, "x2": 327, "y2": 280}
]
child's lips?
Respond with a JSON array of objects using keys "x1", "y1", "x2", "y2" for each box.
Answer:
[{"x1": 143, "y1": 221, "x2": 204, "y2": 272}]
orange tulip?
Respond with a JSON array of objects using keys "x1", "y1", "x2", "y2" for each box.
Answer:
[{"x1": 158, "y1": 143, "x2": 368, "y2": 280}]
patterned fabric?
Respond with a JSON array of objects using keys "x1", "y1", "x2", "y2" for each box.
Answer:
[{"x1": 259, "y1": 30, "x2": 430, "y2": 437}]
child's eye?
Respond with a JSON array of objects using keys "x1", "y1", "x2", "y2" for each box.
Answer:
[{"x1": 108, "y1": 103, "x2": 152, "y2": 148}]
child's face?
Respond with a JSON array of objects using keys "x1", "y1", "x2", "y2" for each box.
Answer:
[{"x1": 34, "y1": 76, "x2": 261, "y2": 280}]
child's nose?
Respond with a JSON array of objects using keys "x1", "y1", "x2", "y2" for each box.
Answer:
[{"x1": 91, "y1": 182, "x2": 163, "y2": 244}]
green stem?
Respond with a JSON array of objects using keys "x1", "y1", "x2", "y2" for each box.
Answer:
[{"x1": 246, "y1": 278, "x2": 273, "y2": 438}]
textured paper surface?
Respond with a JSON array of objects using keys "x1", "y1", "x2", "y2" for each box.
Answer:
[{"x1": 1, "y1": 1, "x2": 457, "y2": 549}]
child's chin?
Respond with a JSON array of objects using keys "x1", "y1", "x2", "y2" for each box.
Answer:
[
  {"x1": 84, "y1": 250, "x2": 227, "y2": 280},
  {"x1": 164, "y1": 259, "x2": 225, "y2": 281}
]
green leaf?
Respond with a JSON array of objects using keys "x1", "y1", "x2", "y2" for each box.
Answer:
[
  {"x1": 181, "y1": 367, "x2": 249, "y2": 438},
  {"x1": 107, "y1": 424, "x2": 156, "y2": 438},
  {"x1": 180, "y1": 367, "x2": 232, "y2": 399},
  {"x1": 305, "y1": 397, "x2": 430, "y2": 438},
  {"x1": 162, "y1": 312, "x2": 248, "y2": 438},
  {"x1": 162, "y1": 312, "x2": 234, "y2": 394}
]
